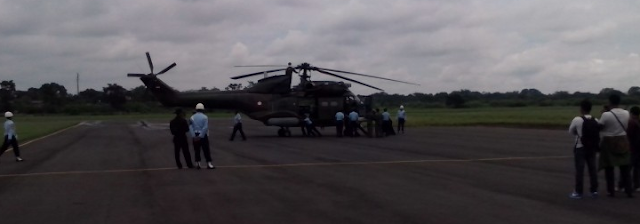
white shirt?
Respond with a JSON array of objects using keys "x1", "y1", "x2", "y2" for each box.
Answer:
[
  {"x1": 599, "y1": 108, "x2": 629, "y2": 137},
  {"x1": 304, "y1": 117, "x2": 312, "y2": 125},
  {"x1": 382, "y1": 112, "x2": 391, "y2": 121},
  {"x1": 568, "y1": 115, "x2": 595, "y2": 148},
  {"x1": 335, "y1": 112, "x2": 344, "y2": 121},
  {"x1": 348, "y1": 111, "x2": 359, "y2": 121},
  {"x1": 397, "y1": 110, "x2": 406, "y2": 119},
  {"x1": 234, "y1": 113, "x2": 242, "y2": 124},
  {"x1": 189, "y1": 112, "x2": 209, "y2": 137},
  {"x1": 4, "y1": 119, "x2": 16, "y2": 140}
]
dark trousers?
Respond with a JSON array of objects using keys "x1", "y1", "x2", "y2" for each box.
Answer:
[
  {"x1": 0, "y1": 135, "x2": 20, "y2": 157},
  {"x1": 336, "y1": 120, "x2": 344, "y2": 137},
  {"x1": 173, "y1": 137, "x2": 193, "y2": 168},
  {"x1": 632, "y1": 151, "x2": 640, "y2": 189},
  {"x1": 573, "y1": 147, "x2": 598, "y2": 194},
  {"x1": 230, "y1": 123, "x2": 246, "y2": 141},
  {"x1": 397, "y1": 118, "x2": 405, "y2": 133},
  {"x1": 193, "y1": 135, "x2": 212, "y2": 162},
  {"x1": 350, "y1": 121, "x2": 359, "y2": 137},
  {"x1": 306, "y1": 124, "x2": 321, "y2": 137},
  {"x1": 605, "y1": 165, "x2": 632, "y2": 195}
]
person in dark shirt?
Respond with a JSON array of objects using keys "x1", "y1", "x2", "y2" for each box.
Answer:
[
  {"x1": 170, "y1": 108, "x2": 193, "y2": 169},
  {"x1": 628, "y1": 106, "x2": 640, "y2": 191}
]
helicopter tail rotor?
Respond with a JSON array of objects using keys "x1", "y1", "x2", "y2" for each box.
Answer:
[{"x1": 127, "y1": 52, "x2": 177, "y2": 78}]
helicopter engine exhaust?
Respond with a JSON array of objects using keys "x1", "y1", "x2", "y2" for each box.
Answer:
[{"x1": 265, "y1": 118, "x2": 300, "y2": 127}]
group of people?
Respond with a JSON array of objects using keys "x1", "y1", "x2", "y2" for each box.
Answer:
[
  {"x1": 170, "y1": 103, "x2": 216, "y2": 170},
  {"x1": 334, "y1": 105, "x2": 407, "y2": 138},
  {"x1": 569, "y1": 94, "x2": 640, "y2": 199}
]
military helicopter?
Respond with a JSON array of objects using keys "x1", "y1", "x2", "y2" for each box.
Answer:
[{"x1": 127, "y1": 52, "x2": 418, "y2": 136}]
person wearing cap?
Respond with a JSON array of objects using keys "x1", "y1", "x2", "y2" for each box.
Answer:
[
  {"x1": 229, "y1": 110, "x2": 246, "y2": 141},
  {"x1": 170, "y1": 108, "x2": 193, "y2": 169},
  {"x1": 1, "y1": 112, "x2": 24, "y2": 162},
  {"x1": 397, "y1": 105, "x2": 406, "y2": 134},
  {"x1": 190, "y1": 103, "x2": 215, "y2": 169},
  {"x1": 285, "y1": 62, "x2": 298, "y2": 76}
]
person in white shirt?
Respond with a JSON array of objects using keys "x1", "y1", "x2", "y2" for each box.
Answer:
[
  {"x1": 397, "y1": 105, "x2": 406, "y2": 134},
  {"x1": 229, "y1": 111, "x2": 246, "y2": 141},
  {"x1": 348, "y1": 109, "x2": 360, "y2": 137},
  {"x1": 335, "y1": 111, "x2": 345, "y2": 137},
  {"x1": 567, "y1": 100, "x2": 598, "y2": 199},
  {"x1": 598, "y1": 94, "x2": 632, "y2": 197},
  {"x1": 1, "y1": 112, "x2": 24, "y2": 162},
  {"x1": 381, "y1": 108, "x2": 395, "y2": 136},
  {"x1": 190, "y1": 103, "x2": 215, "y2": 169},
  {"x1": 304, "y1": 113, "x2": 321, "y2": 137}
]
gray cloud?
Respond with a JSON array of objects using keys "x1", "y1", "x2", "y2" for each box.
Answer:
[{"x1": 1, "y1": 0, "x2": 639, "y2": 96}]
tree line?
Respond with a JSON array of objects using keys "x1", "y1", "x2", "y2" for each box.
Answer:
[{"x1": 2, "y1": 79, "x2": 639, "y2": 115}]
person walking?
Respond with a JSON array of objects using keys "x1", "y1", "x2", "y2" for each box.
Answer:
[
  {"x1": 304, "y1": 114, "x2": 322, "y2": 137},
  {"x1": 229, "y1": 111, "x2": 246, "y2": 141},
  {"x1": 335, "y1": 111, "x2": 345, "y2": 137},
  {"x1": 599, "y1": 94, "x2": 633, "y2": 198},
  {"x1": 170, "y1": 109, "x2": 193, "y2": 169},
  {"x1": 190, "y1": 103, "x2": 215, "y2": 170},
  {"x1": 348, "y1": 109, "x2": 360, "y2": 137},
  {"x1": 568, "y1": 99, "x2": 599, "y2": 199},
  {"x1": 1, "y1": 112, "x2": 24, "y2": 162},
  {"x1": 397, "y1": 105, "x2": 406, "y2": 134},
  {"x1": 627, "y1": 106, "x2": 640, "y2": 192}
]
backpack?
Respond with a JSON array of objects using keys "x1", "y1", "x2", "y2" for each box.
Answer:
[{"x1": 580, "y1": 116, "x2": 600, "y2": 151}]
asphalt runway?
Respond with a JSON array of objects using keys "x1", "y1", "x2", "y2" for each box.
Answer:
[{"x1": 0, "y1": 118, "x2": 638, "y2": 224}]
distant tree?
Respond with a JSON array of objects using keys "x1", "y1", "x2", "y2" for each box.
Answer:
[
  {"x1": 628, "y1": 86, "x2": 640, "y2": 97},
  {"x1": 519, "y1": 88, "x2": 544, "y2": 98},
  {"x1": 198, "y1": 87, "x2": 209, "y2": 92},
  {"x1": 103, "y1": 83, "x2": 127, "y2": 110},
  {"x1": 0, "y1": 80, "x2": 16, "y2": 112},
  {"x1": 225, "y1": 83, "x2": 243, "y2": 91},
  {"x1": 78, "y1": 88, "x2": 103, "y2": 104},
  {"x1": 244, "y1": 81, "x2": 256, "y2": 89},
  {"x1": 210, "y1": 87, "x2": 221, "y2": 92},
  {"x1": 40, "y1": 82, "x2": 68, "y2": 106},
  {"x1": 445, "y1": 93, "x2": 465, "y2": 108},
  {"x1": 128, "y1": 85, "x2": 155, "y2": 102},
  {"x1": 598, "y1": 88, "x2": 625, "y2": 97}
]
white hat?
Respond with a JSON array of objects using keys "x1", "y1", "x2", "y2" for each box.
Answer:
[
  {"x1": 195, "y1": 103, "x2": 205, "y2": 110},
  {"x1": 400, "y1": 105, "x2": 404, "y2": 109},
  {"x1": 4, "y1": 111, "x2": 13, "y2": 118}
]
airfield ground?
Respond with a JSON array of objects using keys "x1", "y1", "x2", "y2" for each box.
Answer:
[{"x1": 0, "y1": 119, "x2": 638, "y2": 224}]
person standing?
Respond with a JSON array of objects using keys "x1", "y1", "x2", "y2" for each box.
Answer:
[
  {"x1": 170, "y1": 109, "x2": 193, "y2": 169},
  {"x1": 335, "y1": 111, "x2": 344, "y2": 137},
  {"x1": 229, "y1": 111, "x2": 246, "y2": 141},
  {"x1": 627, "y1": 106, "x2": 640, "y2": 191},
  {"x1": 1, "y1": 112, "x2": 24, "y2": 162},
  {"x1": 599, "y1": 94, "x2": 632, "y2": 198},
  {"x1": 190, "y1": 103, "x2": 215, "y2": 170},
  {"x1": 349, "y1": 109, "x2": 360, "y2": 137},
  {"x1": 397, "y1": 105, "x2": 406, "y2": 134},
  {"x1": 568, "y1": 100, "x2": 599, "y2": 199}
]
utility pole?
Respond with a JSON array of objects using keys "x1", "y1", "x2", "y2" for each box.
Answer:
[{"x1": 76, "y1": 73, "x2": 80, "y2": 95}]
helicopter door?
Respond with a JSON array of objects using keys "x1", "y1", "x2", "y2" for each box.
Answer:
[{"x1": 317, "y1": 97, "x2": 343, "y2": 122}]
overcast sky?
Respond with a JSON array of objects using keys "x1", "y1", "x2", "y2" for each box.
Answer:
[{"x1": 1, "y1": 0, "x2": 639, "y2": 95}]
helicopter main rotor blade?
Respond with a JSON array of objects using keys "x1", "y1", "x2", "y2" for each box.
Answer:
[
  {"x1": 231, "y1": 68, "x2": 287, "y2": 79},
  {"x1": 146, "y1": 52, "x2": 154, "y2": 74},
  {"x1": 316, "y1": 69, "x2": 383, "y2": 91},
  {"x1": 316, "y1": 67, "x2": 419, "y2": 85},
  {"x1": 157, "y1": 63, "x2": 177, "y2": 75},
  {"x1": 127, "y1": 73, "x2": 147, "y2": 77},
  {"x1": 234, "y1": 65, "x2": 285, "y2": 68}
]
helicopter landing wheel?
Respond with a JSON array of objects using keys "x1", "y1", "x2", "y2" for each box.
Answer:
[
  {"x1": 285, "y1": 127, "x2": 292, "y2": 137},
  {"x1": 277, "y1": 128, "x2": 286, "y2": 137}
]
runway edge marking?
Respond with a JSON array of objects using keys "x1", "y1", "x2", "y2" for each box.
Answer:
[
  {"x1": 0, "y1": 155, "x2": 571, "y2": 178},
  {"x1": 6, "y1": 122, "x2": 83, "y2": 152}
]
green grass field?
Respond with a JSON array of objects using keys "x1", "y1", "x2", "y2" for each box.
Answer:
[{"x1": 7, "y1": 107, "x2": 589, "y2": 143}]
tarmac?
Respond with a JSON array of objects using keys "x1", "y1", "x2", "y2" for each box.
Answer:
[{"x1": 0, "y1": 118, "x2": 638, "y2": 224}]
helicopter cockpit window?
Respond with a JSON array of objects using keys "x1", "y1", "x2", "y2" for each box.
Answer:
[{"x1": 330, "y1": 101, "x2": 338, "y2": 107}]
